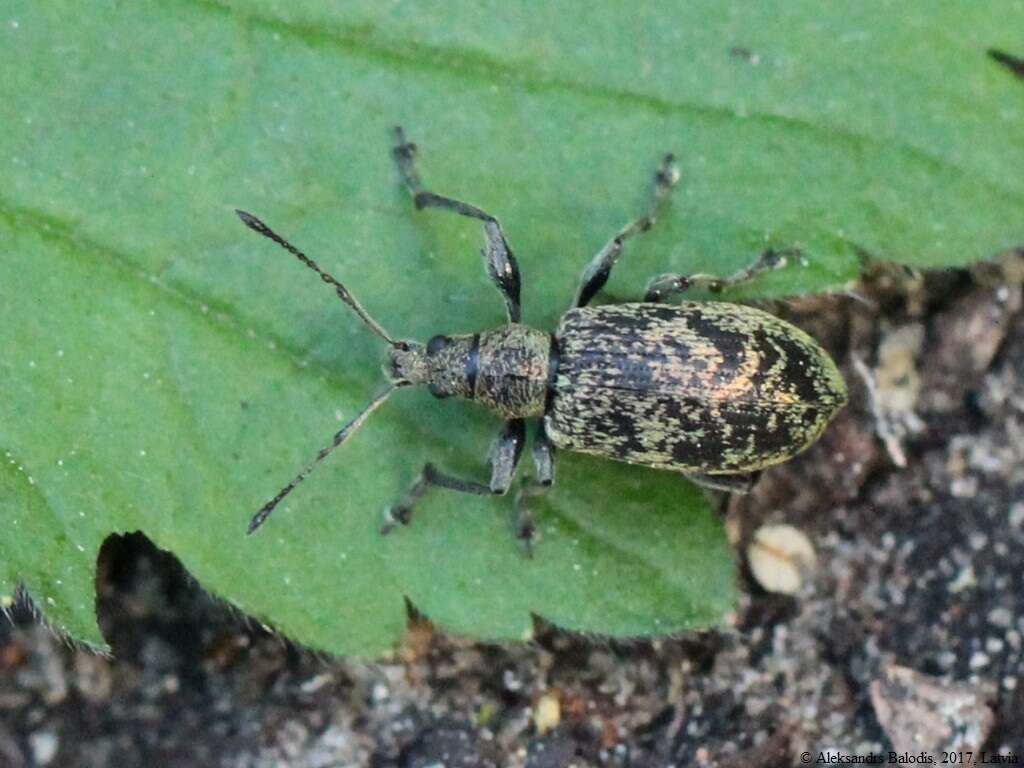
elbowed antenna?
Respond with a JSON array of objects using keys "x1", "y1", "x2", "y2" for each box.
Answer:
[
  {"x1": 247, "y1": 384, "x2": 407, "y2": 534},
  {"x1": 236, "y1": 210, "x2": 398, "y2": 346}
]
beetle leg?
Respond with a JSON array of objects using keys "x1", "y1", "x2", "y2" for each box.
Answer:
[
  {"x1": 573, "y1": 153, "x2": 680, "y2": 308},
  {"x1": 531, "y1": 423, "x2": 556, "y2": 486},
  {"x1": 643, "y1": 248, "x2": 796, "y2": 302},
  {"x1": 512, "y1": 424, "x2": 556, "y2": 556},
  {"x1": 514, "y1": 482, "x2": 545, "y2": 558},
  {"x1": 392, "y1": 126, "x2": 522, "y2": 324},
  {"x1": 684, "y1": 471, "x2": 760, "y2": 494},
  {"x1": 381, "y1": 418, "x2": 526, "y2": 534}
]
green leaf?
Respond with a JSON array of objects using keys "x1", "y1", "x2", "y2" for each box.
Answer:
[{"x1": 2, "y1": 1, "x2": 1021, "y2": 654}]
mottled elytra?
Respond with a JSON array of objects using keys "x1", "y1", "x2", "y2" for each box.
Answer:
[{"x1": 237, "y1": 126, "x2": 847, "y2": 551}]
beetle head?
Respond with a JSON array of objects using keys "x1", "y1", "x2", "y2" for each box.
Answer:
[{"x1": 386, "y1": 340, "x2": 429, "y2": 385}]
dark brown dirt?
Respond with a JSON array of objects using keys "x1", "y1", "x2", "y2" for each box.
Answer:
[{"x1": 2, "y1": 256, "x2": 1023, "y2": 767}]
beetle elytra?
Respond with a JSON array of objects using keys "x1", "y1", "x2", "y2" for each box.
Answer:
[{"x1": 237, "y1": 127, "x2": 847, "y2": 550}]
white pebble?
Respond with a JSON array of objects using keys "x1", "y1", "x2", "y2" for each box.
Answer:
[{"x1": 747, "y1": 523, "x2": 817, "y2": 595}]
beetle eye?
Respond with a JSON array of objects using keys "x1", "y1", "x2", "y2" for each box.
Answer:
[
  {"x1": 426, "y1": 335, "x2": 450, "y2": 355},
  {"x1": 428, "y1": 383, "x2": 451, "y2": 399}
]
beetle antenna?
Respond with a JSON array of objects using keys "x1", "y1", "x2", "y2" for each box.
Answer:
[
  {"x1": 247, "y1": 383, "x2": 406, "y2": 534},
  {"x1": 236, "y1": 210, "x2": 398, "y2": 346}
]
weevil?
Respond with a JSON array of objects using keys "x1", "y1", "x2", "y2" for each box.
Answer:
[{"x1": 237, "y1": 127, "x2": 847, "y2": 549}]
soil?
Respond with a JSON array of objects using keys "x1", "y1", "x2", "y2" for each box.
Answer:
[{"x1": 2, "y1": 255, "x2": 1023, "y2": 767}]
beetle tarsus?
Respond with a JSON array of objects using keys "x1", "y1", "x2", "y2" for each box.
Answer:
[
  {"x1": 643, "y1": 247, "x2": 794, "y2": 302},
  {"x1": 572, "y1": 151, "x2": 680, "y2": 308},
  {"x1": 508, "y1": 425, "x2": 555, "y2": 556},
  {"x1": 380, "y1": 503, "x2": 413, "y2": 536},
  {"x1": 516, "y1": 514, "x2": 536, "y2": 559},
  {"x1": 513, "y1": 478, "x2": 550, "y2": 559},
  {"x1": 684, "y1": 471, "x2": 761, "y2": 494},
  {"x1": 382, "y1": 420, "x2": 526, "y2": 536},
  {"x1": 391, "y1": 126, "x2": 523, "y2": 324}
]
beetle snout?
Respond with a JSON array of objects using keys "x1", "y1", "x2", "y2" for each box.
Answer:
[{"x1": 386, "y1": 340, "x2": 428, "y2": 385}]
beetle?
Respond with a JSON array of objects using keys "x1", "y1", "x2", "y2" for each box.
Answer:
[{"x1": 237, "y1": 126, "x2": 847, "y2": 549}]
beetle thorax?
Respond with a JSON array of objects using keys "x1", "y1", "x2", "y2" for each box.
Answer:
[{"x1": 407, "y1": 325, "x2": 553, "y2": 419}]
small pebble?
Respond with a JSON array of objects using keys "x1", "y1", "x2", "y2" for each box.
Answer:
[
  {"x1": 747, "y1": 523, "x2": 817, "y2": 595},
  {"x1": 29, "y1": 730, "x2": 58, "y2": 766},
  {"x1": 533, "y1": 691, "x2": 561, "y2": 735}
]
